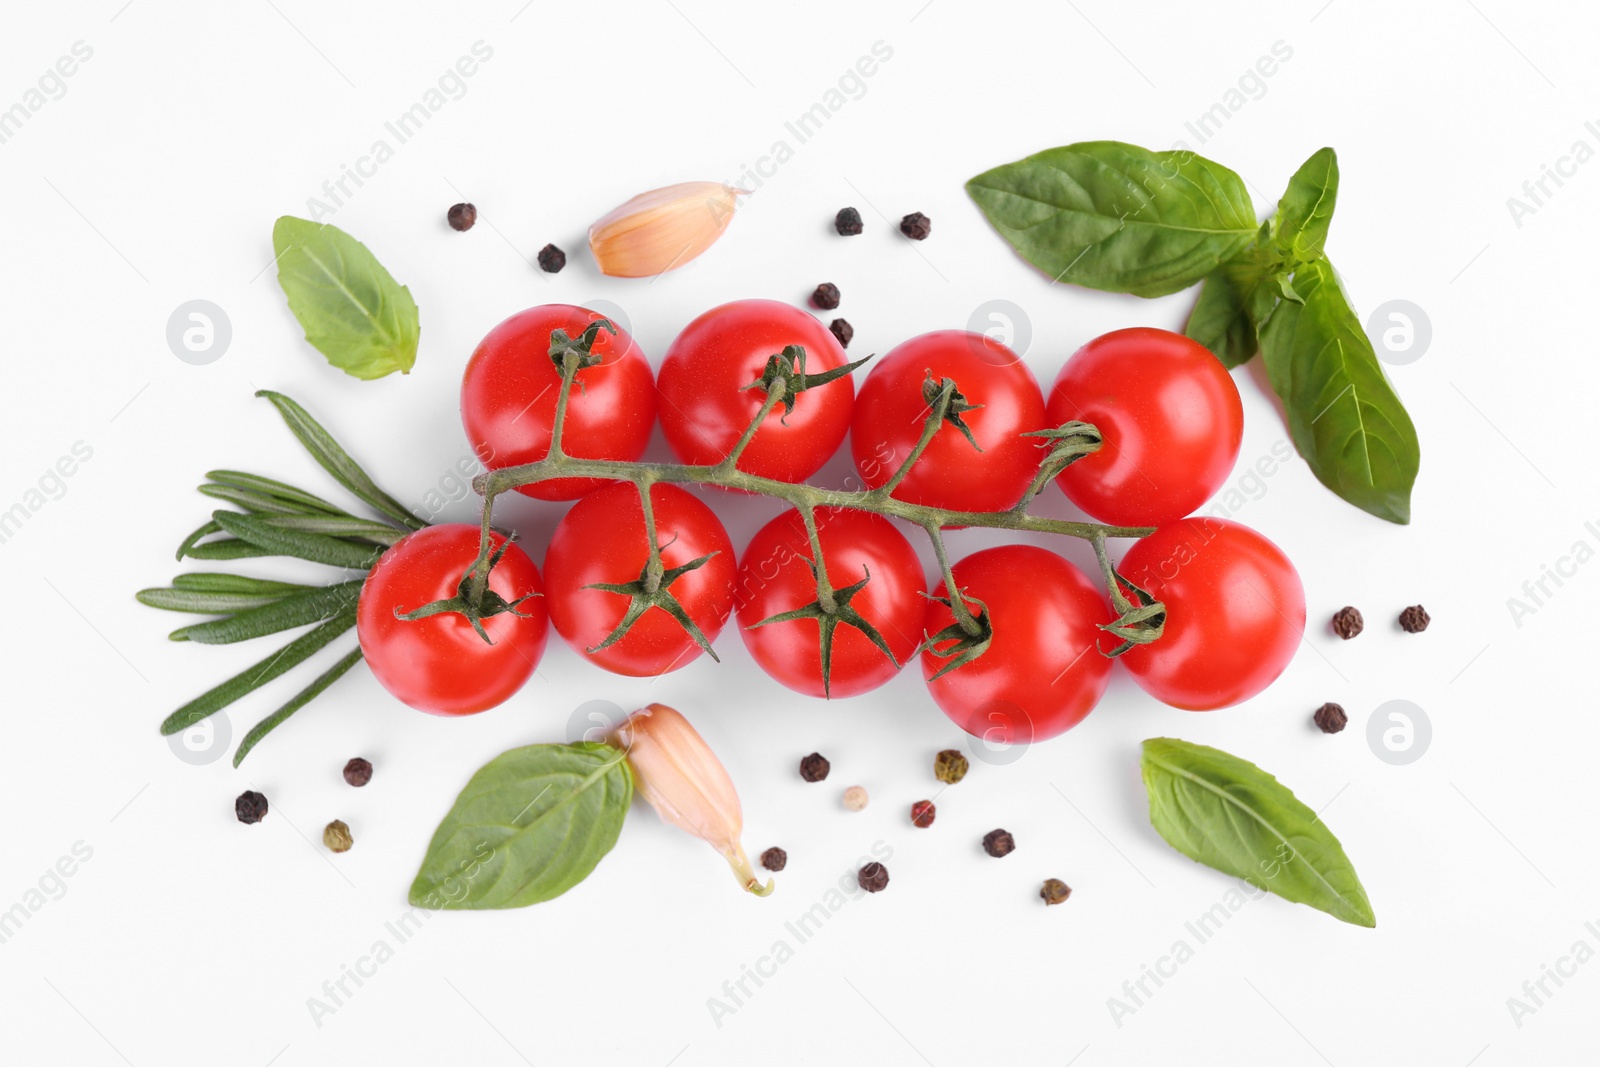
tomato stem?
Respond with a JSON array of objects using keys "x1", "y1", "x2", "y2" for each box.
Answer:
[{"x1": 463, "y1": 362, "x2": 1160, "y2": 673}]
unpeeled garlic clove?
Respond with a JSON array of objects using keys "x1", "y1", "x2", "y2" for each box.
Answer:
[
  {"x1": 588, "y1": 182, "x2": 743, "y2": 278},
  {"x1": 609, "y1": 703, "x2": 773, "y2": 896}
]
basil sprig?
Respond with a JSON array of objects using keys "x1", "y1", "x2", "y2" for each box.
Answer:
[
  {"x1": 967, "y1": 142, "x2": 1420, "y2": 524},
  {"x1": 409, "y1": 743, "x2": 634, "y2": 910},
  {"x1": 1141, "y1": 738, "x2": 1376, "y2": 928},
  {"x1": 272, "y1": 216, "x2": 420, "y2": 380}
]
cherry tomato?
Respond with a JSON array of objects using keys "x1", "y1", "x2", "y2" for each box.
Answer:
[
  {"x1": 657, "y1": 299, "x2": 853, "y2": 484},
  {"x1": 851, "y1": 330, "x2": 1046, "y2": 513},
  {"x1": 735, "y1": 508, "x2": 926, "y2": 698},
  {"x1": 1116, "y1": 518, "x2": 1305, "y2": 710},
  {"x1": 544, "y1": 482, "x2": 736, "y2": 676},
  {"x1": 920, "y1": 545, "x2": 1113, "y2": 744},
  {"x1": 461, "y1": 304, "x2": 656, "y2": 501},
  {"x1": 357, "y1": 525, "x2": 548, "y2": 715},
  {"x1": 1046, "y1": 327, "x2": 1243, "y2": 526}
]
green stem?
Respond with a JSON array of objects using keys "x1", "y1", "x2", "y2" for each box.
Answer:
[
  {"x1": 718, "y1": 377, "x2": 788, "y2": 474},
  {"x1": 478, "y1": 457, "x2": 1148, "y2": 542},
  {"x1": 925, "y1": 523, "x2": 981, "y2": 636},
  {"x1": 798, "y1": 504, "x2": 837, "y2": 614},
  {"x1": 636, "y1": 475, "x2": 663, "y2": 592},
  {"x1": 873, "y1": 379, "x2": 953, "y2": 500},
  {"x1": 547, "y1": 351, "x2": 581, "y2": 461}
]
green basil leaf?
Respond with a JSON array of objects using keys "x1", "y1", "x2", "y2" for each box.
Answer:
[
  {"x1": 1271, "y1": 147, "x2": 1338, "y2": 267},
  {"x1": 409, "y1": 743, "x2": 633, "y2": 910},
  {"x1": 1185, "y1": 243, "x2": 1278, "y2": 368},
  {"x1": 1258, "y1": 257, "x2": 1419, "y2": 524},
  {"x1": 272, "y1": 215, "x2": 419, "y2": 381},
  {"x1": 966, "y1": 141, "x2": 1257, "y2": 298},
  {"x1": 1141, "y1": 738, "x2": 1376, "y2": 928}
]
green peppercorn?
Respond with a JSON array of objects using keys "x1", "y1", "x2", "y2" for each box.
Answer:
[{"x1": 934, "y1": 749, "x2": 968, "y2": 784}]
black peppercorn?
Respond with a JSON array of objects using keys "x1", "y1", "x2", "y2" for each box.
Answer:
[
  {"x1": 858, "y1": 861, "x2": 889, "y2": 893},
  {"x1": 761, "y1": 847, "x2": 788, "y2": 872},
  {"x1": 828, "y1": 318, "x2": 853, "y2": 348},
  {"x1": 1331, "y1": 606, "x2": 1364, "y2": 640},
  {"x1": 899, "y1": 212, "x2": 931, "y2": 240},
  {"x1": 1040, "y1": 878, "x2": 1071, "y2": 906},
  {"x1": 934, "y1": 749, "x2": 968, "y2": 784},
  {"x1": 799, "y1": 752, "x2": 831, "y2": 782},
  {"x1": 910, "y1": 800, "x2": 936, "y2": 828},
  {"x1": 1399, "y1": 605, "x2": 1430, "y2": 633},
  {"x1": 811, "y1": 282, "x2": 841, "y2": 310},
  {"x1": 235, "y1": 790, "x2": 268, "y2": 825},
  {"x1": 343, "y1": 757, "x2": 373, "y2": 787},
  {"x1": 537, "y1": 243, "x2": 566, "y2": 273},
  {"x1": 1314, "y1": 702, "x2": 1348, "y2": 734},
  {"x1": 834, "y1": 206, "x2": 863, "y2": 236},
  {"x1": 447, "y1": 202, "x2": 476, "y2": 231},
  {"x1": 982, "y1": 828, "x2": 1015, "y2": 857}
]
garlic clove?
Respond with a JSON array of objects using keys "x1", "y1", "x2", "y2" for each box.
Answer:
[
  {"x1": 588, "y1": 182, "x2": 743, "y2": 278},
  {"x1": 610, "y1": 703, "x2": 773, "y2": 896}
]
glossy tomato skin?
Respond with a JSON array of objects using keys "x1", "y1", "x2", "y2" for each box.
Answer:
[
  {"x1": 735, "y1": 508, "x2": 926, "y2": 698},
  {"x1": 544, "y1": 482, "x2": 736, "y2": 676},
  {"x1": 1117, "y1": 518, "x2": 1305, "y2": 710},
  {"x1": 851, "y1": 331, "x2": 1047, "y2": 513},
  {"x1": 461, "y1": 304, "x2": 656, "y2": 501},
  {"x1": 357, "y1": 525, "x2": 548, "y2": 715},
  {"x1": 657, "y1": 299, "x2": 853, "y2": 484},
  {"x1": 1047, "y1": 327, "x2": 1243, "y2": 526},
  {"x1": 920, "y1": 545, "x2": 1113, "y2": 744}
]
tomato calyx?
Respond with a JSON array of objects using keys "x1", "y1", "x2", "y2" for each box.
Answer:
[
  {"x1": 394, "y1": 534, "x2": 543, "y2": 644},
  {"x1": 547, "y1": 318, "x2": 617, "y2": 377},
  {"x1": 921, "y1": 373, "x2": 984, "y2": 451},
  {"x1": 747, "y1": 560, "x2": 899, "y2": 699},
  {"x1": 1090, "y1": 532, "x2": 1167, "y2": 657},
  {"x1": 582, "y1": 548, "x2": 725, "y2": 661},
  {"x1": 919, "y1": 592, "x2": 994, "y2": 681},
  {"x1": 744, "y1": 344, "x2": 872, "y2": 421},
  {"x1": 1019, "y1": 421, "x2": 1104, "y2": 503}
]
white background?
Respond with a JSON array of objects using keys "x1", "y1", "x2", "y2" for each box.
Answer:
[{"x1": 1, "y1": 1, "x2": 1595, "y2": 1064}]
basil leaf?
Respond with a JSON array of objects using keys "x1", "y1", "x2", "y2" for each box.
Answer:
[
  {"x1": 1141, "y1": 738, "x2": 1376, "y2": 928},
  {"x1": 1185, "y1": 241, "x2": 1278, "y2": 368},
  {"x1": 409, "y1": 743, "x2": 633, "y2": 910},
  {"x1": 1258, "y1": 257, "x2": 1419, "y2": 524},
  {"x1": 272, "y1": 216, "x2": 419, "y2": 380},
  {"x1": 1271, "y1": 147, "x2": 1338, "y2": 267},
  {"x1": 966, "y1": 141, "x2": 1257, "y2": 298}
]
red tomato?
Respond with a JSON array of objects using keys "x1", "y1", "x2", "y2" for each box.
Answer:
[
  {"x1": 460, "y1": 304, "x2": 656, "y2": 501},
  {"x1": 920, "y1": 545, "x2": 1113, "y2": 744},
  {"x1": 1116, "y1": 518, "x2": 1305, "y2": 710},
  {"x1": 657, "y1": 299, "x2": 853, "y2": 484},
  {"x1": 1046, "y1": 327, "x2": 1243, "y2": 526},
  {"x1": 735, "y1": 508, "x2": 926, "y2": 698},
  {"x1": 544, "y1": 482, "x2": 736, "y2": 676},
  {"x1": 851, "y1": 330, "x2": 1046, "y2": 513},
  {"x1": 357, "y1": 525, "x2": 548, "y2": 715}
]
